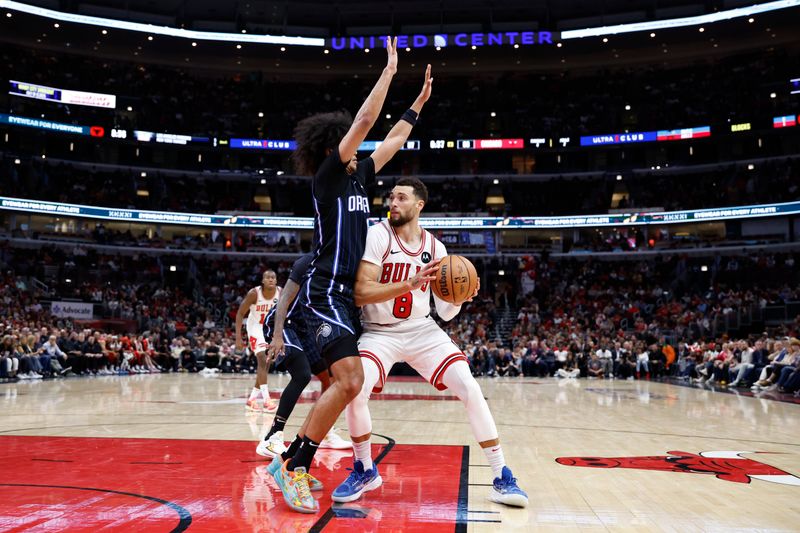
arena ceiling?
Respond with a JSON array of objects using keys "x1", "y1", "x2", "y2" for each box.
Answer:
[{"x1": 18, "y1": 0, "x2": 763, "y2": 36}]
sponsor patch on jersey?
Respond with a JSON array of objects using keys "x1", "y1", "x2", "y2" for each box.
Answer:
[{"x1": 421, "y1": 251, "x2": 432, "y2": 264}]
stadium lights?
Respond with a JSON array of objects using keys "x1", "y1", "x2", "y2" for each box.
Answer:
[
  {"x1": 276, "y1": 170, "x2": 284, "y2": 176},
  {"x1": 625, "y1": 104, "x2": 631, "y2": 110},
  {"x1": 616, "y1": 174, "x2": 622, "y2": 180},
  {"x1": 385, "y1": 113, "x2": 391, "y2": 119},
  {"x1": 377, "y1": 180, "x2": 384, "y2": 186},
  {"x1": 5, "y1": 11, "x2": 10, "y2": 17},
  {"x1": 650, "y1": 32, "x2": 656, "y2": 37},
  {"x1": 280, "y1": 46, "x2": 285, "y2": 51},
  {"x1": 560, "y1": 0, "x2": 800, "y2": 39},
  {"x1": 53, "y1": 22, "x2": 58, "y2": 28},
  {"x1": 258, "y1": 111, "x2": 264, "y2": 118},
  {"x1": 770, "y1": 92, "x2": 777, "y2": 98},
  {"x1": 493, "y1": 178, "x2": 500, "y2": 184},
  {"x1": 701, "y1": 265, "x2": 708, "y2": 272},
  {"x1": 490, "y1": 111, "x2": 496, "y2": 117},
  {"x1": 140, "y1": 171, "x2": 146, "y2": 177},
  {"x1": 14, "y1": 158, "x2": 20, "y2": 164},
  {"x1": 498, "y1": 270, "x2": 505, "y2": 276},
  {"x1": 748, "y1": 164, "x2": 755, "y2": 170},
  {"x1": 147, "y1": 35, "x2": 153, "y2": 41},
  {"x1": 126, "y1": 106, "x2": 133, "y2": 111},
  {"x1": 191, "y1": 41, "x2": 197, "y2": 47},
  {"x1": 699, "y1": 27, "x2": 705, "y2": 32},
  {"x1": 749, "y1": 17, "x2": 755, "y2": 23},
  {"x1": 405, "y1": 47, "x2": 411, "y2": 52},
  {"x1": 101, "y1": 29, "x2": 107, "y2": 34},
  {"x1": 260, "y1": 178, "x2": 266, "y2": 184},
  {"x1": 169, "y1": 265, "x2": 177, "y2": 272},
  {"x1": 2, "y1": 0, "x2": 797, "y2": 46},
  {"x1": 65, "y1": 278, "x2": 72, "y2": 283}
]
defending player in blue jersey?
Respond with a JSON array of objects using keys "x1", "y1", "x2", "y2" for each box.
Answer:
[{"x1": 271, "y1": 36, "x2": 438, "y2": 513}]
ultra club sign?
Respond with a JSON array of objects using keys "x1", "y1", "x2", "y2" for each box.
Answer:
[{"x1": 327, "y1": 31, "x2": 558, "y2": 51}]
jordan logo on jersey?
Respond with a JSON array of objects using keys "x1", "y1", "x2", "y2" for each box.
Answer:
[
  {"x1": 347, "y1": 195, "x2": 370, "y2": 213},
  {"x1": 380, "y1": 263, "x2": 429, "y2": 292}
]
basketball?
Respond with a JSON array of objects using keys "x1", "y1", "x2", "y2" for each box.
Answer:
[{"x1": 432, "y1": 255, "x2": 478, "y2": 305}]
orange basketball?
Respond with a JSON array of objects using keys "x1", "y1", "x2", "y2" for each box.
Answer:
[{"x1": 432, "y1": 255, "x2": 478, "y2": 305}]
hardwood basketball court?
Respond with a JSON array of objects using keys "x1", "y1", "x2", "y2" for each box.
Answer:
[{"x1": 1, "y1": 373, "x2": 798, "y2": 531}]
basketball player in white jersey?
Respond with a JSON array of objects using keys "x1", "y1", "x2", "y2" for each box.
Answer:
[
  {"x1": 332, "y1": 177, "x2": 528, "y2": 507},
  {"x1": 236, "y1": 270, "x2": 281, "y2": 412}
]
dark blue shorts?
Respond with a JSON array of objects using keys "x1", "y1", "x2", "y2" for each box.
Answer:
[
  {"x1": 300, "y1": 286, "x2": 361, "y2": 362},
  {"x1": 263, "y1": 318, "x2": 321, "y2": 368}
]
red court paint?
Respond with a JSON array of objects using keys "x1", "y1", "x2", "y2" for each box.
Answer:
[{"x1": 0, "y1": 435, "x2": 464, "y2": 532}]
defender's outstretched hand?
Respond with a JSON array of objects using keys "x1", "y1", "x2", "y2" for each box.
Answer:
[
  {"x1": 385, "y1": 36, "x2": 398, "y2": 73},
  {"x1": 417, "y1": 64, "x2": 433, "y2": 105}
]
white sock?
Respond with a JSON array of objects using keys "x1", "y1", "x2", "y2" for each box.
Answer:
[
  {"x1": 248, "y1": 387, "x2": 261, "y2": 400},
  {"x1": 353, "y1": 440, "x2": 373, "y2": 471},
  {"x1": 259, "y1": 384, "x2": 270, "y2": 398},
  {"x1": 483, "y1": 444, "x2": 506, "y2": 480}
]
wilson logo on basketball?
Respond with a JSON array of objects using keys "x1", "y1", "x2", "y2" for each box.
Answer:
[{"x1": 556, "y1": 451, "x2": 800, "y2": 486}]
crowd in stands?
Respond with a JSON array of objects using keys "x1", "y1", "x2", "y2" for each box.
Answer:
[
  {"x1": 2, "y1": 241, "x2": 799, "y2": 397},
  {"x1": 443, "y1": 252, "x2": 800, "y2": 397},
  {"x1": 2, "y1": 155, "x2": 798, "y2": 218},
  {"x1": 2, "y1": 45, "x2": 798, "y2": 141}
]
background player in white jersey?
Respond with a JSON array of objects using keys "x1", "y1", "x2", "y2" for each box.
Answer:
[
  {"x1": 332, "y1": 177, "x2": 528, "y2": 507},
  {"x1": 235, "y1": 270, "x2": 281, "y2": 412}
]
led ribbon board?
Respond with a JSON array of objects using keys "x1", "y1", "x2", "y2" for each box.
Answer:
[
  {"x1": 2, "y1": 196, "x2": 796, "y2": 229},
  {"x1": 0, "y1": 113, "x2": 100, "y2": 136},
  {"x1": 9, "y1": 80, "x2": 116, "y2": 108},
  {"x1": 229, "y1": 139, "x2": 296, "y2": 150}
]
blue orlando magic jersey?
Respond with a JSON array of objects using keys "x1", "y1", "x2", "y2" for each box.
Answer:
[{"x1": 306, "y1": 146, "x2": 375, "y2": 294}]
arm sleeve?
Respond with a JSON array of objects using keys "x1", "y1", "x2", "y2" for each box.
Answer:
[
  {"x1": 362, "y1": 223, "x2": 390, "y2": 267},
  {"x1": 313, "y1": 146, "x2": 349, "y2": 202},
  {"x1": 431, "y1": 241, "x2": 462, "y2": 322}
]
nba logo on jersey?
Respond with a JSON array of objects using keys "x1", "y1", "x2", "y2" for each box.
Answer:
[
  {"x1": 316, "y1": 322, "x2": 333, "y2": 341},
  {"x1": 348, "y1": 195, "x2": 370, "y2": 213}
]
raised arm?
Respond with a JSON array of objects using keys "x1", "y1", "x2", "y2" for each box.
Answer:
[
  {"x1": 338, "y1": 36, "x2": 398, "y2": 162},
  {"x1": 371, "y1": 64, "x2": 433, "y2": 173},
  {"x1": 354, "y1": 258, "x2": 440, "y2": 307},
  {"x1": 234, "y1": 289, "x2": 257, "y2": 352}
]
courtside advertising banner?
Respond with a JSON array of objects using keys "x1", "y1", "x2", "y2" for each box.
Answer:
[{"x1": 50, "y1": 301, "x2": 94, "y2": 319}]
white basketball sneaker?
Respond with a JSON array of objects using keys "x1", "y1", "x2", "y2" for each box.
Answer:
[
  {"x1": 256, "y1": 431, "x2": 287, "y2": 458},
  {"x1": 320, "y1": 427, "x2": 352, "y2": 450}
]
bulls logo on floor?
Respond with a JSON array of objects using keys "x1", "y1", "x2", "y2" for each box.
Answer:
[{"x1": 556, "y1": 451, "x2": 800, "y2": 486}]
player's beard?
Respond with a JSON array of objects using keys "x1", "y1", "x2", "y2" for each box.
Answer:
[{"x1": 389, "y1": 211, "x2": 412, "y2": 227}]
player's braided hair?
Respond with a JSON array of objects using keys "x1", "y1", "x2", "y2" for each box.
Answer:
[{"x1": 292, "y1": 110, "x2": 353, "y2": 175}]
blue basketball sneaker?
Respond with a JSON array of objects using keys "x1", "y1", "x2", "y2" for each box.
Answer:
[
  {"x1": 331, "y1": 460, "x2": 383, "y2": 503},
  {"x1": 489, "y1": 466, "x2": 528, "y2": 507},
  {"x1": 268, "y1": 455, "x2": 323, "y2": 491}
]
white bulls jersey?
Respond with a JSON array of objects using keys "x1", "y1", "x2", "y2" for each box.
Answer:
[
  {"x1": 245, "y1": 286, "x2": 281, "y2": 334},
  {"x1": 360, "y1": 221, "x2": 447, "y2": 326}
]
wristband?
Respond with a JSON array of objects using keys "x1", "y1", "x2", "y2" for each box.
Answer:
[{"x1": 400, "y1": 108, "x2": 418, "y2": 126}]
